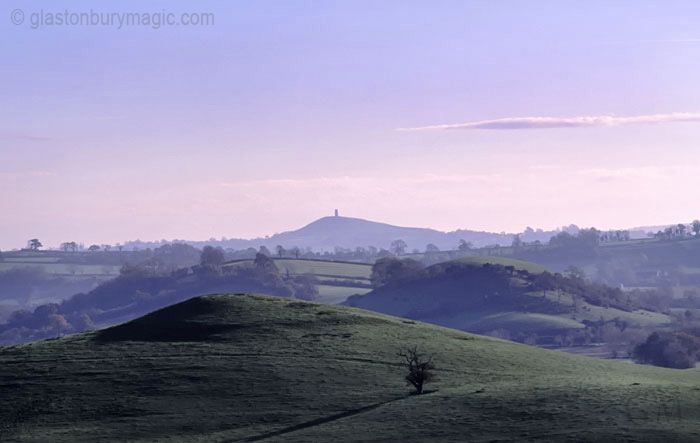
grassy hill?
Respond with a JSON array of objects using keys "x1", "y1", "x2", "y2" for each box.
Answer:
[
  {"x1": 1, "y1": 293, "x2": 699, "y2": 442},
  {"x1": 345, "y1": 261, "x2": 672, "y2": 342},
  {"x1": 225, "y1": 258, "x2": 372, "y2": 304}
]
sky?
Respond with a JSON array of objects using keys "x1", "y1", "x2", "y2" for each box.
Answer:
[{"x1": 2, "y1": 0, "x2": 700, "y2": 250}]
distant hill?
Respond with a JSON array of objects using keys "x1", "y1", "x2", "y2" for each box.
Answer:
[
  {"x1": 1, "y1": 293, "x2": 698, "y2": 442},
  {"x1": 125, "y1": 215, "x2": 560, "y2": 252},
  {"x1": 258, "y1": 216, "x2": 502, "y2": 251}
]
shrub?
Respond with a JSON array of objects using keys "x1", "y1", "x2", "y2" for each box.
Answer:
[{"x1": 633, "y1": 331, "x2": 700, "y2": 369}]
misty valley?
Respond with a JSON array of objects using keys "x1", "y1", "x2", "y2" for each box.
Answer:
[
  {"x1": 4, "y1": 1, "x2": 700, "y2": 441},
  {"x1": 2, "y1": 216, "x2": 700, "y2": 441}
]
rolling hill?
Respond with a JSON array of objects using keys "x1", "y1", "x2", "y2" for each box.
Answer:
[
  {"x1": 241, "y1": 215, "x2": 520, "y2": 251},
  {"x1": 345, "y1": 260, "x2": 671, "y2": 341},
  {"x1": 1, "y1": 293, "x2": 699, "y2": 442}
]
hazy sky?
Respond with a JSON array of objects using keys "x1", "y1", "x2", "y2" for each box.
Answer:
[{"x1": 2, "y1": 0, "x2": 700, "y2": 249}]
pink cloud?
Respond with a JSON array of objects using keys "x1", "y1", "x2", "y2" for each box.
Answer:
[{"x1": 397, "y1": 112, "x2": 700, "y2": 131}]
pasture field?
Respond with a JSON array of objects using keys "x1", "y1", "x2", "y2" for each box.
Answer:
[
  {"x1": 2, "y1": 257, "x2": 61, "y2": 263},
  {"x1": 379, "y1": 289, "x2": 671, "y2": 336},
  {"x1": 0, "y1": 262, "x2": 121, "y2": 277},
  {"x1": 270, "y1": 258, "x2": 372, "y2": 279},
  {"x1": 314, "y1": 284, "x2": 372, "y2": 305},
  {"x1": 225, "y1": 258, "x2": 372, "y2": 304},
  {"x1": 0, "y1": 293, "x2": 699, "y2": 442}
]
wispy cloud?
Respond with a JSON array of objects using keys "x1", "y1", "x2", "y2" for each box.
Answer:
[{"x1": 397, "y1": 112, "x2": 700, "y2": 131}]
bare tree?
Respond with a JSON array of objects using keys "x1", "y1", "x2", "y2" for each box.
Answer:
[
  {"x1": 60, "y1": 241, "x2": 78, "y2": 252},
  {"x1": 390, "y1": 239, "x2": 407, "y2": 256},
  {"x1": 397, "y1": 346, "x2": 436, "y2": 395}
]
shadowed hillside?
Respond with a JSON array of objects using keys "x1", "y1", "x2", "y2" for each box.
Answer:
[
  {"x1": 1, "y1": 294, "x2": 699, "y2": 442},
  {"x1": 345, "y1": 260, "x2": 672, "y2": 345}
]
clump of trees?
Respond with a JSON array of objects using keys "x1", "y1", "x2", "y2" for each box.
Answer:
[
  {"x1": 60, "y1": 241, "x2": 78, "y2": 252},
  {"x1": 370, "y1": 258, "x2": 425, "y2": 288},
  {"x1": 527, "y1": 270, "x2": 670, "y2": 313},
  {"x1": 397, "y1": 346, "x2": 436, "y2": 394},
  {"x1": 651, "y1": 222, "x2": 700, "y2": 241},
  {"x1": 199, "y1": 245, "x2": 225, "y2": 267},
  {"x1": 633, "y1": 331, "x2": 700, "y2": 369},
  {"x1": 26, "y1": 239, "x2": 43, "y2": 251},
  {"x1": 547, "y1": 228, "x2": 600, "y2": 257}
]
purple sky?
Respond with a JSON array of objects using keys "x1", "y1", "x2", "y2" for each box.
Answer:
[{"x1": 2, "y1": 0, "x2": 700, "y2": 249}]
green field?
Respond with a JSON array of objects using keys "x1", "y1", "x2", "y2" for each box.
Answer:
[
  {"x1": 2, "y1": 257, "x2": 61, "y2": 263},
  {"x1": 225, "y1": 258, "x2": 372, "y2": 304},
  {"x1": 0, "y1": 262, "x2": 121, "y2": 277},
  {"x1": 315, "y1": 284, "x2": 372, "y2": 304},
  {"x1": 268, "y1": 258, "x2": 372, "y2": 279},
  {"x1": 1, "y1": 293, "x2": 699, "y2": 442},
  {"x1": 359, "y1": 288, "x2": 671, "y2": 336}
]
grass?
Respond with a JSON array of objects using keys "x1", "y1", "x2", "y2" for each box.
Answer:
[
  {"x1": 0, "y1": 262, "x2": 121, "y2": 277},
  {"x1": 315, "y1": 285, "x2": 371, "y2": 305},
  {"x1": 2, "y1": 257, "x2": 62, "y2": 263},
  {"x1": 1, "y1": 293, "x2": 699, "y2": 442},
  {"x1": 383, "y1": 292, "x2": 671, "y2": 335},
  {"x1": 432, "y1": 311, "x2": 587, "y2": 333},
  {"x1": 269, "y1": 258, "x2": 372, "y2": 280},
  {"x1": 538, "y1": 290, "x2": 672, "y2": 327}
]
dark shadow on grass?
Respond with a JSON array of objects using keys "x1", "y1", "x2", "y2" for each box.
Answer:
[
  {"x1": 95, "y1": 321, "x2": 244, "y2": 342},
  {"x1": 233, "y1": 395, "x2": 410, "y2": 442},
  {"x1": 94, "y1": 296, "x2": 244, "y2": 342}
]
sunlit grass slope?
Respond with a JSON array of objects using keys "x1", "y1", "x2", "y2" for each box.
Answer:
[{"x1": 1, "y1": 293, "x2": 699, "y2": 442}]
